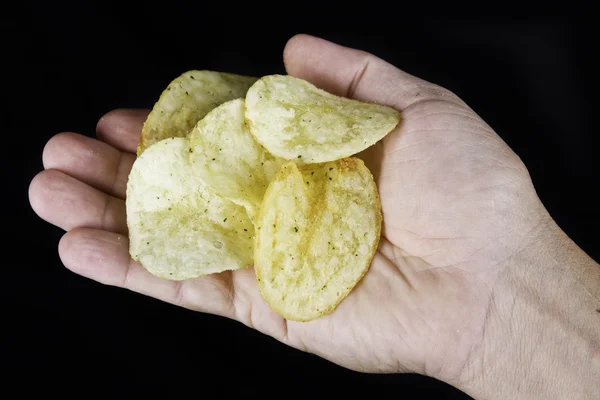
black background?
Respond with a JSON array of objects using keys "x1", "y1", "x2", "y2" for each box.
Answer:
[{"x1": 4, "y1": 2, "x2": 597, "y2": 397}]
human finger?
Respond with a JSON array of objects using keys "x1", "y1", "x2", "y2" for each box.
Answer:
[
  {"x1": 28, "y1": 169, "x2": 127, "y2": 234},
  {"x1": 58, "y1": 227, "x2": 238, "y2": 318},
  {"x1": 42, "y1": 132, "x2": 134, "y2": 200},
  {"x1": 283, "y1": 34, "x2": 466, "y2": 110},
  {"x1": 96, "y1": 109, "x2": 149, "y2": 153}
]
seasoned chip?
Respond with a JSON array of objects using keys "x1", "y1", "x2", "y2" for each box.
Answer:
[
  {"x1": 137, "y1": 70, "x2": 257, "y2": 155},
  {"x1": 126, "y1": 137, "x2": 255, "y2": 280},
  {"x1": 244, "y1": 74, "x2": 401, "y2": 163},
  {"x1": 189, "y1": 98, "x2": 286, "y2": 223},
  {"x1": 254, "y1": 158, "x2": 382, "y2": 321}
]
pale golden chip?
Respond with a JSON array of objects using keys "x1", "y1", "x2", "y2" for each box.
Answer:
[
  {"x1": 244, "y1": 74, "x2": 401, "y2": 163},
  {"x1": 254, "y1": 157, "x2": 382, "y2": 321},
  {"x1": 137, "y1": 70, "x2": 257, "y2": 155},
  {"x1": 126, "y1": 137, "x2": 255, "y2": 280},
  {"x1": 189, "y1": 98, "x2": 286, "y2": 223}
]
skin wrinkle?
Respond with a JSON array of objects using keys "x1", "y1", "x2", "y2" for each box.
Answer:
[
  {"x1": 513, "y1": 282, "x2": 540, "y2": 391},
  {"x1": 436, "y1": 310, "x2": 481, "y2": 382},
  {"x1": 415, "y1": 246, "x2": 447, "y2": 261},
  {"x1": 551, "y1": 243, "x2": 600, "y2": 305},
  {"x1": 286, "y1": 320, "x2": 308, "y2": 352},
  {"x1": 346, "y1": 55, "x2": 371, "y2": 99},
  {"x1": 403, "y1": 127, "x2": 498, "y2": 138},
  {"x1": 123, "y1": 254, "x2": 135, "y2": 290},
  {"x1": 460, "y1": 140, "x2": 515, "y2": 157},
  {"x1": 100, "y1": 194, "x2": 111, "y2": 232},
  {"x1": 462, "y1": 228, "x2": 550, "y2": 389},
  {"x1": 246, "y1": 299, "x2": 255, "y2": 331},
  {"x1": 380, "y1": 247, "x2": 415, "y2": 291},
  {"x1": 408, "y1": 110, "x2": 496, "y2": 131},
  {"x1": 213, "y1": 273, "x2": 238, "y2": 317},
  {"x1": 173, "y1": 280, "x2": 186, "y2": 306},
  {"x1": 402, "y1": 96, "x2": 469, "y2": 114},
  {"x1": 427, "y1": 204, "x2": 542, "y2": 272},
  {"x1": 279, "y1": 313, "x2": 289, "y2": 344},
  {"x1": 460, "y1": 273, "x2": 503, "y2": 388},
  {"x1": 110, "y1": 150, "x2": 125, "y2": 199},
  {"x1": 101, "y1": 195, "x2": 125, "y2": 233},
  {"x1": 384, "y1": 137, "x2": 504, "y2": 160},
  {"x1": 486, "y1": 155, "x2": 526, "y2": 172},
  {"x1": 384, "y1": 157, "x2": 427, "y2": 165},
  {"x1": 421, "y1": 314, "x2": 444, "y2": 378},
  {"x1": 400, "y1": 226, "x2": 471, "y2": 241},
  {"x1": 383, "y1": 138, "x2": 455, "y2": 155},
  {"x1": 387, "y1": 322, "x2": 416, "y2": 373},
  {"x1": 225, "y1": 270, "x2": 238, "y2": 318},
  {"x1": 419, "y1": 136, "x2": 511, "y2": 158}
]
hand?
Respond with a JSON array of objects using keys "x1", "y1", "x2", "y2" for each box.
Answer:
[{"x1": 29, "y1": 34, "x2": 599, "y2": 398}]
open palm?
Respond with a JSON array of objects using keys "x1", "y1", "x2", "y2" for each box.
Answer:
[{"x1": 29, "y1": 35, "x2": 548, "y2": 386}]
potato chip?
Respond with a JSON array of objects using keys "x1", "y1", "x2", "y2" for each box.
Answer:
[
  {"x1": 254, "y1": 157, "x2": 382, "y2": 321},
  {"x1": 126, "y1": 137, "x2": 255, "y2": 280},
  {"x1": 189, "y1": 98, "x2": 286, "y2": 224},
  {"x1": 137, "y1": 70, "x2": 257, "y2": 155},
  {"x1": 244, "y1": 74, "x2": 401, "y2": 163}
]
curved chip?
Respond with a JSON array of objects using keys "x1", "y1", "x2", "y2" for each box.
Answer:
[
  {"x1": 189, "y1": 98, "x2": 286, "y2": 223},
  {"x1": 244, "y1": 74, "x2": 401, "y2": 163},
  {"x1": 126, "y1": 137, "x2": 255, "y2": 280},
  {"x1": 137, "y1": 70, "x2": 257, "y2": 155},
  {"x1": 254, "y1": 157, "x2": 382, "y2": 321}
]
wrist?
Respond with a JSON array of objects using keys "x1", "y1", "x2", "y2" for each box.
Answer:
[{"x1": 458, "y1": 216, "x2": 600, "y2": 400}]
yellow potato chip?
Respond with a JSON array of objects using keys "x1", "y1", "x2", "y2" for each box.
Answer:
[
  {"x1": 137, "y1": 70, "x2": 257, "y2": 155},
  {"x1": 244, "y1": 74, "x2": 401, "y2": 163},
  {"x1": 254, "y1": 157, "x2": 382, "y2": 321},
  {"x1": 189, "y1": 98, "x2": 286, "y2": 224},
  {"x1": 126, "y1": 137, "x2": 255, "y2": 280}
]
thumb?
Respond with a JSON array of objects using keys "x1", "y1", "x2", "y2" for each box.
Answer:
[{"x1": 283, "y1": 34, "x2": 466, "y2": 110}]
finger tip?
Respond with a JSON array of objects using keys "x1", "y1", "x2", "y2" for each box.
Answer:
[
  {"x1": 283, "y1": 33, "x2": 315, "y2": 55},
  {"x1": 28, "y1": 173, "x2": 42, "y2": 215},
  {"x1": 58, "y1": 228, "x2": 130, "y2": 285},
  {"x1": 28, "y1": 170, "x2": 55, "y2": 220},
  {"x1": 58, "y1": 229, "x2": 76, "y2": 267},
  {"x1": 283, "y1": 33, "x2": 323, "y2": 76},
  {"x1": 96, "y1": 109, "x2": 149, "y2": 134},
  {"x1": 58, "y1": 229, "x2": 95, "y2": 280},
  {"x1": 95, "y1": 109, "x2": 150, "y2": 153},
  {"x1": 57, "y1": 228, "x2": 86, "y2": 268},
  {"x1": 282, "y1": 33, "x2": 369, "y2": 97},
  {"x1": 42, "y1": 132, "x2": 78, "y2": 169},
  {"x1": 96, "y1": 109, "x2": 132, "y2": 134},
  {"x1": 283, "y1": 33, "x2": 335, "y2": 57}
]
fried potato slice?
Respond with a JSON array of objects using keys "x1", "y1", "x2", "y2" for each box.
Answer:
[
  {"x1": 254, "y1": 157, "x2": 382, "y2": 321},
  {"x1": 126, "y1": 137, "x2": 255, "y2": 280},
  {"x1": 137, "y1": 70, "x2": 257, "y2": 155},
  {"x1": 244, "y1": 74, "x2": 401, "y2": 163},
  {"x1": 189, "y1": 98, "x2": 286, "y2": 224}
]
